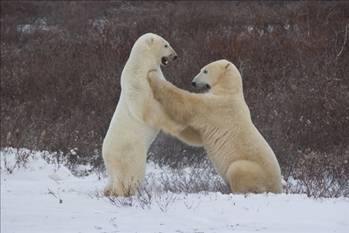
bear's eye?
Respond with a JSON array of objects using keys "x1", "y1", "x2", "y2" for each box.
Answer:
[
  {"x1": 203, "y1": 70, "x2": 208, "y2": 74},
  {"x1": 164, "y1": 44, "x2": 168, "y2": 48}
]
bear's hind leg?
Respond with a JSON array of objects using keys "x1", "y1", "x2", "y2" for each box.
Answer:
[
  {"x1": 104, "y1": 156, "x2": 146, "y2": 196},
  {"x1": 103, "y1": 179, "x2": 114, "y2": 196},
  {"x1": 226, "y1": 160, "x2": 268, "y2": 193},
  {"x1": 103, "y1": 171, "x2": 140, "y2": 197},
  {"x1": 103, "y1": 157, "x2": 121, "y2": 196}
]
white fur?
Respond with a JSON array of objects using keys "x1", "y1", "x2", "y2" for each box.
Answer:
[
  {"x1": 148, "y1": 60, "x2": 282, "y2": 193},
  {"x1": 102, "y1": 33, "x2": 178, "y2": 196}
]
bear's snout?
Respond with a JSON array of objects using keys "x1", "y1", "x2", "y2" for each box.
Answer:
[{"x1": 169, "y1": 52, "x2": 177, "y2": 61}]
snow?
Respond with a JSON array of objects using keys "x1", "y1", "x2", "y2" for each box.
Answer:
[
  {"x1": 16, "y1": 18, "x2": 49, "y2": 34},
  {"x1": 1, "y1": 148, "x2": 349, "y2": 233}
]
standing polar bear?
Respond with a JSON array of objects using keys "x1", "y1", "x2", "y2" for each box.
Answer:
[
  {"x1": 102, "y1": 33, "x2": 197, "y2": 196},
  {"x1": 148, "y1": 59, "x2": 282, "y2": 193}
]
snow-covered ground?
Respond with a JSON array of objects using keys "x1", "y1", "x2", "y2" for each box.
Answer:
[{"x1": 1, "y1": 148, "x2": 348, "y2": 233}]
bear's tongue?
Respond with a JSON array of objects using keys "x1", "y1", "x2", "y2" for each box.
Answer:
[{"x1": 161, "y1": 57, "x2": 169, "y2": 66}]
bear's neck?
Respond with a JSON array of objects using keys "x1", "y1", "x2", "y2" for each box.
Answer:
[
  {"x1": 211, "y1": 85, "x2": 243, "y2": 98},
  {"x1": 127, "y1": 48, "x2": 160, "y2": 70}
]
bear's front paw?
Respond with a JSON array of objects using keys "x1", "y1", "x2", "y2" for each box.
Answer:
[
  {"x1": 148, "y1": 68, "x2": 158, "y2": 73},
  {"x1": 148, "y1": 69, "x2": 159, "y2": 80},
  {"x1": 147, "y1": 71, "x2": 160, "y2": 88}
]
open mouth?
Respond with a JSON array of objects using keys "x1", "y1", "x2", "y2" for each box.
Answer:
[
  {"x1": 198, "y1": 84, "x2": 211, "y2": 93},
  {"x1": 192, "y1": 82, "x2": 211, "y2": 92},
  {"x1": 161, "y1": 57, "x2": 169, "y2": 66}
]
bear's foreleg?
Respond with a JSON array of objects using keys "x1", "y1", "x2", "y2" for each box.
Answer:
[{"x1": 147, "y1": 70, "x2": 205, "y2": 124}]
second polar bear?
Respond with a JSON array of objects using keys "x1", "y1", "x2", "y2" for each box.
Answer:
[
  {"x1": 148, "y1": 60, "x2": 282, "y2": 193},
  {"x1": 102, "y1": 33, "x2": 198, "y2": 196}
]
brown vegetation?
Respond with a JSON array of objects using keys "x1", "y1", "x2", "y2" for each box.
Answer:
[{"x1": 1, "y1": 1, "x2": 348, "y2": 184}]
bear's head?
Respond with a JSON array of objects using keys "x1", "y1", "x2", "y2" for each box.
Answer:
[
  {"x1": 133, "y1": 33, "x2": 177, "y2": 66},
  {"x1": 192, "y1": 59, "x2": 242, "y2": 95}
]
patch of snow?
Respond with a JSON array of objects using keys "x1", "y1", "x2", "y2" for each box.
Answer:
[
  {"x1": 16, "y1": 18, "x2": 59, "y2": 34},
  {"x1": 258, "y1": 29, "x2": 264, "y2": 37},
  {"x1": 16, "y1": 24, "x2": 34, "y2": 34},
  {"x1": 1, "y1": 148, "x2": 349, "y2": 233},
  {"x1": 267, "y1": 25, "x2": 274, "y2": 33},
  {"x1": 284, "y1": 24, "x2": 291, "y2": 30},
  {"x1": 90, "y1": 18, "x2": 110, "y2": 34}
]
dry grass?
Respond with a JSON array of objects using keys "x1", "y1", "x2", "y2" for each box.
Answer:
[
  {"x1": 1, "y1": 147, "x2": 348, "y2": 198},
  {"x1": 1, "y1": 1, "x2": 348, "y2": 190}
]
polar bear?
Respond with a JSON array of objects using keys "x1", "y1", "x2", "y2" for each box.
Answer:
[
  {"x1": 102, "y1": 33, "x2": 200, "y2": 196},
  {"x1": 147, "y1": 59, "x2": 282, "y2": 193}
]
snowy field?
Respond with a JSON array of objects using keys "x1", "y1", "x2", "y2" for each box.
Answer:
[{"x1": 1, "y1": 148, "x2": 348, "y2": 233}]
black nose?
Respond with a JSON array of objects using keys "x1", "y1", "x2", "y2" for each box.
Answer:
[
  {"x1": 192, "y1": 82, "x2": 196, "y2": 87},
  {"x1": 173, "y1": 55, "x2": 178, "y2": 60}
]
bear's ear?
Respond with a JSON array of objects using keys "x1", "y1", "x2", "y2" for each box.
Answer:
[
  {"x1": 146, "y1": 36, "x2": 155, "y2": 47},
  {"x1": 224, "y1": 62, "x2": 231, "y2": 70}
]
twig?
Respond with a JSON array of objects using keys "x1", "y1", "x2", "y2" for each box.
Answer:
[
  {"x1": 336, "y1": 24, "x2": 348, "y2": 58},
  {"x1": 48, "y1": 188, "x2": 63, "y2": 204}
]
